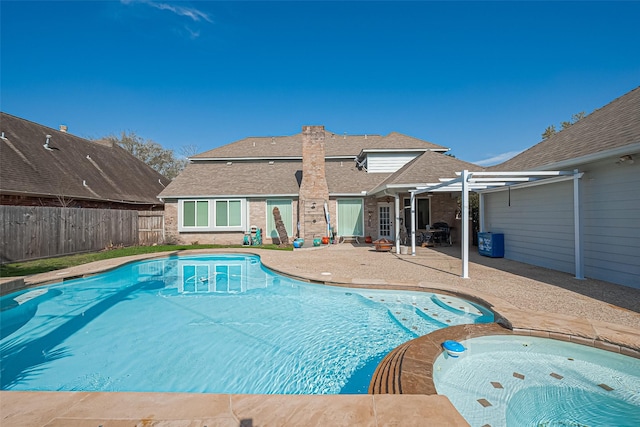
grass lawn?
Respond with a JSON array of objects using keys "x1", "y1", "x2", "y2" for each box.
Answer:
[{"x1": 0, "y1": 244, "x2": 292, "y2": 277}]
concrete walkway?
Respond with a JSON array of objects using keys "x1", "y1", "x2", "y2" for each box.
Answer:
[{"x1": 2, "y1": 244, "x2": 639, "y2": 426}]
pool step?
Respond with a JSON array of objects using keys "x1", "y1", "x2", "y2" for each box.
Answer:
[
  {"x1": 389, "y1": 306, "x2": 447, "y2": 337},
  {"x1": 369, "y1": 341, "x2": 411, "y2": 394},
  {"x1": 431, "y1": 294, "x2": 483, "y2": 316}
]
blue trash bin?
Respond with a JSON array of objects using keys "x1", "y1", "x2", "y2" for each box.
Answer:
[{"x1": 478, "y1": 232, "x2": 504, "y2": 258}]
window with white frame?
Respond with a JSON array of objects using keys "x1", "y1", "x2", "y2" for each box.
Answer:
[
  {"x1": 182, "y1": 200, "x2": 209, "y2": 228},
  {"x1": 215, "y1": 199, "x2": 242, "y2": 227},
  {"x1": 179, "y1": 199, "x2": 245, "y2": 231}
]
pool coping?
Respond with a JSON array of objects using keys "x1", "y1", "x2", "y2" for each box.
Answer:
[{"x1": 2, "y1": 248, "x2": 639, "y2": 426}]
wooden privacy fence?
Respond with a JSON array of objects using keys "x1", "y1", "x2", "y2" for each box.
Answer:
[
  {"x1": 0, "y1": 206, "x2": 165, "y2": 263},
  {"x1": 138, "y1": 211, "x2": 164, "y2": 246}
]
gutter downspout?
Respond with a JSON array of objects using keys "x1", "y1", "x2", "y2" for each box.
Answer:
[{"x1": 573, "y1": 169, "x2": 584, "y2": 279}]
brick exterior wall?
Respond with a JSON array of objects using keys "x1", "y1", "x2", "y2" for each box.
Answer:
[
  {"x1": 165, "y1": 198, "x2": 302, "y2": 246},
  {"x1": 164, "y1": 192, "x2": 460, "y2": 246}
]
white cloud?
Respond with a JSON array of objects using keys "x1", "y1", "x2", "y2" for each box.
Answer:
[
  {"x1": 122, "y1": 0, "x2": 213, "y2": 23},
  {"x1": 473, "y1": 150, "x2": 524, "y2": 167}
]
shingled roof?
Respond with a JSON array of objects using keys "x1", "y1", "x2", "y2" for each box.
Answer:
[
  {"x1": 0, "y1": 112, "x2": 170, "y2": 205},
  {"x1": 161, "y1": 128, "x2": 451, "y2": 198},
  {"x1": 158, "y1": 159, "x2": 391, "y2": 197},
  {"x1": 494, "y1": 86, "x2": 640, "y2": 171},
  {"x1": 371, "y1": 151, "x2": 483, "y2": 193},
  {"x1": 192, "y1": 130, "x2": 447, "y2": 159}
]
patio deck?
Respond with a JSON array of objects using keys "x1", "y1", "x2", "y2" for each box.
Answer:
[{"x1": 2, "y1": 244, "x2": 639, "y2": 426}]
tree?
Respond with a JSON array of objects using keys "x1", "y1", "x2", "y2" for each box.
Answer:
[
  {"x1": 541, "y1": 125, "x2": 557, "y2": 140},
  {"x1": 542, "y1": 111, "x2": 586, "y2": 139},
  {"x1": 98, "y1": 131, "x2": 187, "y2": 180}
]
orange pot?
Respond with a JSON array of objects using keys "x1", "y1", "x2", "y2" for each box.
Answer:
[{"x1": 321, "y1": 236, "x2": 330, "y2": 245}]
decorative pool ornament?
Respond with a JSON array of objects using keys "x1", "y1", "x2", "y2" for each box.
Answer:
[{"x1": 442, "y1": 340, "x2": 466, "y2": 358}]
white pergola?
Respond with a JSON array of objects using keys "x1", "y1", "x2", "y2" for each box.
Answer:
[{"x1": 400, "y1": 170, "x2": 584, "y2": 279}]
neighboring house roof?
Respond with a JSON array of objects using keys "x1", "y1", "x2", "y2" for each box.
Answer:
[
  {"x1": 494, "y1": 86, "x2": 640, "y2": 171},
  {"x1": 192, "y1": 130, "x2": 448, "y2": 160},
  {"x1": 371, "y1": 151, "x2": 483, "y2": 194},
  {"x1": 0, "y1": 112, "x2": 170, "y2": 205}
]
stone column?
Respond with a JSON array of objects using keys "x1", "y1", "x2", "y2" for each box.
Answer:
[{"x1": 298, "y1": 125, "x2": 330, "y2": 242}]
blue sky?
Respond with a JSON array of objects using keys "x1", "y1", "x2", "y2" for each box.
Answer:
[{"x1": 2, "y1": 1, "x2": 639, "y2": 166}]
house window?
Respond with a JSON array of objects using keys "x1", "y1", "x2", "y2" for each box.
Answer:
[
  {"x1": 179, "y1": 199, "x2": 245, "y2": 232},
  {"x1": 404, "y1": 197, "x2": 430, "y2": 229},
  {"x1": 337, "y1": 199, "x2": 364, "y2": 236},
  {"x1": 183, "y1": 200, "x2": 209, "y2": 228},
  {"x1": 215, "y1": 200, "x2": 242, "y2": 227}
]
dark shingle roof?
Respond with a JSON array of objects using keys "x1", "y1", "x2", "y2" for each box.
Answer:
[
  {"x1": 0, "y1": 112, "x2": 170, "y2": 205},
  {"x1": 192, "y1": 130, "x2": 447, "y2": 159},
  {"x1": 495, "y1": 86, "x2": 640, "y2": 171}
]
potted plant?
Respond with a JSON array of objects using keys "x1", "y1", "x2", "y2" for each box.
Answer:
[{"x1": 373, "y1": 238, "x2": 393, "y2": 252}]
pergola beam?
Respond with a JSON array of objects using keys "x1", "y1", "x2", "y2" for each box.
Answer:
[{"x1": 408, "y1": 169, "x2": 581, "y2": 280}]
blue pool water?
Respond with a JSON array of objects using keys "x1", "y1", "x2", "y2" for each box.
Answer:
[
  {"x1": 1, "y1": 254, "x2": 493, "y2": 394},
  {"x1": 433, "y1": 335, "x2": 640, "y2": 427}
]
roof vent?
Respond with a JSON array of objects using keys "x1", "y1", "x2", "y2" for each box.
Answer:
[
  {"x1": 271, "y1": 137, "x2": 276, "y2": 144},
  {"x1": 0, "y1": 132, "x2": 6, "y2": 140},
  {"x1": 43, "y1": 135, "x2": 55, "y2": 151},
  {"x1": 226, "y1": 161, "x2": 232, "y2": 165},
  {"x1": 82, "y1": 180, "x2": 87, "y2": 186},
  {"x1": 59, "y1": 125, "x2": 68, "y2": 133},
  {"x1": 269, "y1": 161, "x2": 275, "y2": 165},
  {"x1": 343, "y1": 132, "x2": 347, "y2": 140}
]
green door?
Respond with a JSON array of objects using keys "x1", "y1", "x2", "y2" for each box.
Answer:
[{"x1": 266, "y1": 199, "x2": 293, "y2": 242}]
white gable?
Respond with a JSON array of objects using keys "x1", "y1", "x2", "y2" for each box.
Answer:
[{"x1": 366, "y1": 152, "x2": 420, "y2": 173}]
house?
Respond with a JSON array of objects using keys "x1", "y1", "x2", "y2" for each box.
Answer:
[
  {"x1": 480, "y1": 86, "x2": 640, "y2": 288},
  {"x1": 0, "y1": 112, "x2": 170, "y2": 210},
  {"x1": 159, "y1": 126, "x2": 481, "y2": 246}
]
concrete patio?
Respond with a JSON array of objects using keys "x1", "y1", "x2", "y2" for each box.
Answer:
[{"x1": 2, "y1": 244, "x2": 639, "y2": 426}]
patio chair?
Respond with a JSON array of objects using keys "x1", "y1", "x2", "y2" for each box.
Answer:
[{"x1": 432, "y1": 222, "x2": 451, "y2": 246}]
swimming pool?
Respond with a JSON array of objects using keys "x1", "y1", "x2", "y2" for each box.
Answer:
[
  {"x1": 1, "y1": 254, "x2": 493, "y2": 394},
  {"x1": 433, "y1": 335, "x2": 640, "y2": 427}
]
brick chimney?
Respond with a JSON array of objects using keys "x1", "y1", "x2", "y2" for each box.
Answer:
[{"x1": 298, "y1": 125, "x2": 329, "y2": 242}]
